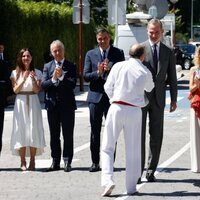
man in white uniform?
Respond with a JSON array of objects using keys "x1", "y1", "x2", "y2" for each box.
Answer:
[{"x1": 101, "y1": 44, "x2": 154, "y2": 196}]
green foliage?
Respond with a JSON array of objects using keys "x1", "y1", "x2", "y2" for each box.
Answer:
[
  {"x1": 168, "y1": 7, "x2": 189, "y2": 43},
  {"x1": 175, "y1": 32, "x2": 189, "y2": 44},
  {"x1": 89, "y1": 0, "x2": 108, "y2": 26},
  {"x1": 0, "y1": 0, "x2": 96, "y2": 70}
]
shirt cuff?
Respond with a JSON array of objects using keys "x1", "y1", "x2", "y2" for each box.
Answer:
[
  {"x1": 58, "y1": 74, "x2": 64, "y2": 81},
  {"x1": 51, "y1": 78, "x2": 57, "y2": 84}
]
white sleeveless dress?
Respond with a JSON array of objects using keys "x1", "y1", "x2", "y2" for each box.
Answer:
[{"x1": 10, "y1": 69, "x2": 46, "y2": 156}]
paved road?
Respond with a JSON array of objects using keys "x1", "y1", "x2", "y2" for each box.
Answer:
[{"x1": 0, "y1": 70, "x2": 200, "y2": 200}]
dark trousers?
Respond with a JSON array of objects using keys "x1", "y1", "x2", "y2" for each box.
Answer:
[
  {"x1": 0, "y1": 106, "x2": 4, "y2": 153},
  {"x1": 89, "y1": 94, "x2": 110, "y2": 164},
  {"x1": 47, "y1": 103, "x2": 75, "y2": 165},
  {"x1": 141, "y1": 96, "x2": 164, "y2": 176}
]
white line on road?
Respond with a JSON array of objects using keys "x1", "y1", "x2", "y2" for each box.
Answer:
[
  {"x1": 115, "y1": 142, "x2": 190, "y2": 200},
  {"x1": 36, "y1": 142, "x2": 90, "y2": 168},
  {"x1": 74, "y1": 142, "x2": 90, "y2": 154},
  {"x1": 166, "y1": 96, "x2": 184, "y2": 105}
]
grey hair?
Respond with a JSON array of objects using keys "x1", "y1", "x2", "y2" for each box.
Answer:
[
  {"x1": 50, "y1": 40, "x2": 65, "y2": 52},
  {"x1": 147, "y1": 18, "x2": 163, "y2": 30}
]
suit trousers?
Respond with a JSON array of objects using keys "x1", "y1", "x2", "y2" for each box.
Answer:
[
  {"x1": 0, "y1": 106, "x2": 4, "y2": 153},
  {"x1": 47, "y1": 102, "x2": 75, "y2": 164},
  {"x1": 141, "y1": 95, "x2": 164, "y2": 176},
  {"x1": 88, "y1": 94, "x2": 110, "y2": 164},
  {"x1": 101, "y1": 104, "x2": 141, "y2": 194}
]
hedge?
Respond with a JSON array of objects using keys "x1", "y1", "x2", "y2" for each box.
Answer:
[{"x1": 0, "y1": 0, "x2": 96, "y2": 72}]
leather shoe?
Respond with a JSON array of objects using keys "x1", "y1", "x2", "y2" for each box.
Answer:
[
  {"x1": 64, "y1": 163, "x2": 71, "y2": 172},
  {"x1": 46, "y1": 162, "x2": 60, "y2": 172},
  {"x1": 89, "y1": 163, "x2": 100, "y2": 172},
  {"x1": 146, "y1": 174, "x2": 156, "y2": 182},
  {"x1": 137, "y1": 177, "x2": 141, "y2": 184}
]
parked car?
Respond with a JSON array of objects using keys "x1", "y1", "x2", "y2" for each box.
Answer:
[
  {"x1": 174, "y1": 46, "x2": 184, "y2": 67},
  {"x1": 189, "y1": 41, "x2": 200, "y2": 48},
  {"x1": 175, "y1": 44, "x2": 196, "y2": 70}
]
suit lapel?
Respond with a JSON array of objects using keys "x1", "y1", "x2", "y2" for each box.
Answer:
[
  {"x1": 158, "y1": 43, "x2": 165, "y2": 73},
  {"x1": 146, "y1": 43, "x2": 155, "y2": 71},
  {"x1": 94, "y1": 47, "x2": 102, "y2": 62}
]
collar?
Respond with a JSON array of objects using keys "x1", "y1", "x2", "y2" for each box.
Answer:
[
  {"x1": 55, "y1": 59, "x2": 64, "y2": 65},
  {"x1": 99, "y1": 46, "x2": 110, "y2": 54},
  {"x1": 149, "y1": 40, "x2": 160, "y2": 47}
]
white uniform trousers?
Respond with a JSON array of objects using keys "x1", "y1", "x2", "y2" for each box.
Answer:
[{"x1": 101, "y1": 103, "x2": 141, "y2": 194}]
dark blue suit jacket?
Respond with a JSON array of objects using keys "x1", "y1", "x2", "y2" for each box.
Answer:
[
  {"x1": 0, "y1": 60, "x2": 12, "y2": 107},
  {"x1": 84, "y1": 45, "x2": 125, "y2": 103},
  {"x1": 41, "y1": 59, "x2": 77, "y2": 110}
]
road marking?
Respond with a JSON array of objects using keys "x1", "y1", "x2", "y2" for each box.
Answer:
[
  {"x1": 35, "y1": 142, "x2": 90, "y2": 168},
  {"x1": 166, "y1": 96, "x2": 184, "y2": 105},
  {"x1": 74, "y1": 142, "x2": 90, "y2": 154},
  {"x1": 114, "y1": 142, "x2": 190, "y2": 200}
]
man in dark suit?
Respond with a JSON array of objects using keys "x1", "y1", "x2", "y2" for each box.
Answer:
[
  {"x1": 0, "y1": 59, "x2": 12, "y2": 155},
  {"x1": 0, "y1": 42, "x2": 10, "y2": 62},
  {"x1": 0, "y1": 42, "x2": 13, "y2": 99},
  {"x1": 41, "y1": 40, "x2": 76, "y2": 172},
  {"x1": 84, "y1": 28, "x2": 125, "y2": 172},
  {"x1": 141, "y1": 19, "x2": 177, "y2": 182}
]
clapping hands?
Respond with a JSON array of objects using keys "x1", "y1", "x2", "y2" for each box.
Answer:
[
  {"x1": 53, "y1": 65, "x2": 63, "y2": 80},
  {"x1": 97, "y1": 59, "x2": 110, "y2": 76}
]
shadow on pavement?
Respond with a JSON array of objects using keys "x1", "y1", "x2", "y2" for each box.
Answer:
[{"x1": 161, "y1": 167, "x2": 189, "y2": 173}]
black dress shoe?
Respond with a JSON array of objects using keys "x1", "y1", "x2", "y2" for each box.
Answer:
[
  {"x1": 89, "y1": 163, "x2": 100, "y2": 172},
  {"x1": 46, "y1": 162, "x2": 60, "y2": 172},
  {"x1": 64, "y1": 163, "x2": 71, "y2": 172},
  {"x1": 137, "y1": 177, "x2": 141, "y2": 184},
  {"x1": 146, "y1": 174, "x2": 156, "y2": 182}
]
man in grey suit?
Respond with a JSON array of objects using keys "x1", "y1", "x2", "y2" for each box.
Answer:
[
  {"x1": 141, "y1": 19, "x2": 177, "y2": 182},
  {"x1": 84, "y1": 28, "x2": 125, "y2": 172}
]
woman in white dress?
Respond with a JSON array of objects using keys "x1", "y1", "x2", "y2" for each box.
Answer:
[
  {"x1": 10, "y1": 48, "x2": 46, "y2": 171},
  {"x1": 189, "y1": 46, "x2": 200, "y2": 173}
]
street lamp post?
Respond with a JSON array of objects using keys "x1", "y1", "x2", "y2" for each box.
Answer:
[
  {"x1": 73, "y1": 0, "x2": 90, "y2": 91},
  {"x1": 191, "y1": 0, "x2": 194, "y2": 40},
  {"x1": 169, "y1": 0, "x2": 179, "y2": 46},
  {"x1": 79, "y1": 0, "x2": 83, "y2": 91}
]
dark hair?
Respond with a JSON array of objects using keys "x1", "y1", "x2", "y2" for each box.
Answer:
[
  {"x1": 129, "y1": 44, "x2": 145, "y2": 59},
  {"x1": 95, "y1": 27, "x2": 110, "y2": 35},
  {"x1": 15, "y1": 48, "x2": 34, "y2": 80}
]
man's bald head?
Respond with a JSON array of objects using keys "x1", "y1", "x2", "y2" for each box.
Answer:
[{"x1": 129, "y1": 44, "x2": 145, "y2": 60}]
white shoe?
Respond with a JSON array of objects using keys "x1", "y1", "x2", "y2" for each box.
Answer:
[{"x1": 101, "y1": 183, "x2": 115, "y2": 197}]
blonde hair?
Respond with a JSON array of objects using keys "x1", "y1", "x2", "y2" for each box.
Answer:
[{"x1": 193, "y1": 47, "x2": 200, "y2": 66}]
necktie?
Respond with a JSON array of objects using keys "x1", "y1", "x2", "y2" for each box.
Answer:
[
  {"x1": 153, "y1": 44, "x2": 158, "y2": 74},
  {"x1": 57, "y1": 61, "x2": 61, "y2": 66},
  {"x1": 102, "y1": 50, "x2": 106, "y2": 60}
]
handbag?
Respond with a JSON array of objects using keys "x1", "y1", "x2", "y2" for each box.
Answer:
[{"x1": 188, "y1": 88, "x2": 200, "y2": 119}]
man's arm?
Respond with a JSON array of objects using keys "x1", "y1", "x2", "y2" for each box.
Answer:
[
  {"x1": 83, "y1": 51, "x2": 101, "y2": 82},
  {"x1": 41, "y1": 64, "x2": 54, "y2": 90},
  {"x1": 168, "y1": 49, "x2": 178, "y2": 112}
]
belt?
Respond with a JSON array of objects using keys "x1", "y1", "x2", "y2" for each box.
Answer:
[
  {"x1": 18, "y1": 91, "x2": 35, "y2": 95},
  {"x1": 113, "y1": 101, "x2": 135, "y2": 107}
]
